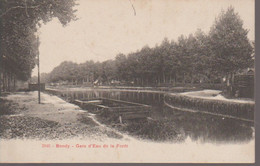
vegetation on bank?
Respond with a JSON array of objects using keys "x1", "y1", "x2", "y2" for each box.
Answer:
[
  {"x1": 0, "y1": 98, "x2": 16, "y2": 116},
  {"x1": 96, "y1": 111, "x2": 185, "y2": 142},
  {"x1": 40, "y1": 7, "x2": 254, "y2": 88}
]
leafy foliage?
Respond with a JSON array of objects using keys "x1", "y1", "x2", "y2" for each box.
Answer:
[
  {"x1": 0, "y1": 0, "x2": 77, "y2": 91},
  {"x1": 46, "y1": 7, "x2": 253, "y2": 87},
  {"x1": 208, "y1": 7, "x2": 253, "y2": 75}
]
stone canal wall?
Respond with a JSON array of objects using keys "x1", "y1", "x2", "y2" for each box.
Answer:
[{"x1": 164, "y1": 93, "x2": 254, "y2": 121}]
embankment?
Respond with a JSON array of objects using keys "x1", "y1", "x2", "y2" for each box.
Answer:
[{"x1": 164, "y1": 93, "x2": 254, "y2": 121}]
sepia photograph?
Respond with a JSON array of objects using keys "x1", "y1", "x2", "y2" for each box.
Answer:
[{"x1": 0, "y1": 0, "x2": 255, "y2": 163}]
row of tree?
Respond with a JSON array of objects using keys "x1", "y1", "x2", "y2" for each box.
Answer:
[
  {"x1": 0, "y1": 0, "x2": 77, "y2": 92},
  {"x1": 46, "y1": 7, "x2": 254, "y2": 87}
]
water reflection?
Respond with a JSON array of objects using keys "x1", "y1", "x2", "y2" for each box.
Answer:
[{"x1": 55, "y1": 89, "x2": 254, "y2": 143}]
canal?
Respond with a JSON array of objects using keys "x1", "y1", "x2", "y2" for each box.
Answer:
[{"x1": 49, "y1": 88, "x2": 254, "y2": 143}]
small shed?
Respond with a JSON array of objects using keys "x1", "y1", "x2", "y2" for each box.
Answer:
[
  {"x1": 28, "y1": 83, "x2": 45, "y2": 91},
  {"x1": 232, "y1": 69, "x2": 254, "y2": 98}
]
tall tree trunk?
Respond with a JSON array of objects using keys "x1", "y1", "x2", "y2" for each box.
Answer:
[
  {"x1": 13, "y1": 76, "x2": 16, "y2": 91},
  {"x1": 0, "y1": 70, "x2": 2, "y2": 95},
  {"x1": 226, "y1": 73, "x2": 232, "y2": 96},
  {"x1": 3, "y1": 72, "x2": 5, "y2": 92},
  {"x1": 231, "y1": 72, "x2": 235, "y2": 85},
  {"x1": 5, "y1": 73, "x2": 7, "y2": 91},
  {"x1": 163, "y1": 72, "x2": 166, "y2": 83},
  {"x1": 226, "y1": 73, "x2": 231, "y2": 86},
  {"x1": 11, "y1": 73, "x2": 13, "y2": 91},
  {"x1": 191, "y1": 73, "x2": 194, "y2": 84},
  {"x1": 7, "y1": 73, "x2": 10, "y2": 91},
  {"x1": 174, "y1": 72, "x2": 177, "y2": 86},
  {"x1": 183, "y1": 73, "x2": 185, "y2": 84}
]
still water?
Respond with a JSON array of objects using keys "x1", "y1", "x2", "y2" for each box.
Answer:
[{"x1": 52, "y1": 88, "x2": 254, "y2": 143}]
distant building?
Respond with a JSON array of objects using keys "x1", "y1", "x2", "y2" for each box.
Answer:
[
  {"x1": 231, "y1": 68, "x2": 254, "y2": 98},
  {"x1": 28, "y1": 83, "x2": 45, "y2": 91},
  {"x1": 15, "y1": 80, "x2": 28, "y2": 91}
]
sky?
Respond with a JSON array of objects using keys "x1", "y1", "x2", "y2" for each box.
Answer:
[{"x1": 32, "y1": 0, "x2": 255, "y2": 76}]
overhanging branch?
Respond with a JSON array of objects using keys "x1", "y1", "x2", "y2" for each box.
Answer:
[{"x1": 0, "y1": 4, "x2": 40, "y2": 18}]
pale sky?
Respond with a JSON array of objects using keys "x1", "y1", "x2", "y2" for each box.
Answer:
[{"x1": 32, "y1": 0, "x2": 255, "y2": 76}]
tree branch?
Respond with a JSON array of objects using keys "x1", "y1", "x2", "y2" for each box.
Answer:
[
  {"x1": 0, "y1": 4, "x2": 40, "y2": 18},
  {"x1": 24, "y1": 0, "x2": 29, "y2": 17}
]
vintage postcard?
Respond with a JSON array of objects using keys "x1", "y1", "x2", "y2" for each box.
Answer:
[{"x1": 0, "y1": 0, "x2": 255, "y2": 163}]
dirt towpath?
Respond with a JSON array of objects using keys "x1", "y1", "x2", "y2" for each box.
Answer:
[{"x1": 0, "y1": 91, "x2": 129, "y2": 140}]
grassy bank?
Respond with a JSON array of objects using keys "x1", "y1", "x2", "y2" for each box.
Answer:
[{"x1": 0, "y1": 98, "x2": 18, "y2": 116}]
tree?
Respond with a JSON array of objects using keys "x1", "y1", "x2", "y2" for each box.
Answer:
[
  {"x1": 208, "y1": 6, "x2": 253, "y2": 82},
  {"x1": 115, "y1": 53, "x2": 128, "y2": 81},
  {"x1": 43, "y1": 6, "x2": 254, "y2": 89},
  {"x1": 0, "y1": 0, "x2": 77, "y2": 92},
  {"x1": 174, "y1": 35, "x2": 189, "y2": 83},
  {"x1": 101, "y1": 60, "x2": 116, "y2": 83},
  {"x1": 191, "y1": 29, "x2": 212, "y2": 83}
]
